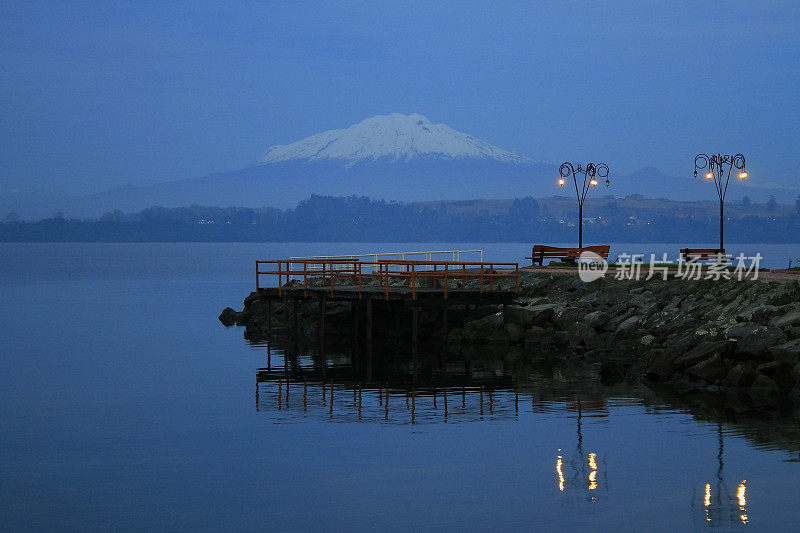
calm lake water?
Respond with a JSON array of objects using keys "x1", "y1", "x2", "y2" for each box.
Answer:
[{"x1": 2, "y1": 242, "x2": 800, "y2": 531}]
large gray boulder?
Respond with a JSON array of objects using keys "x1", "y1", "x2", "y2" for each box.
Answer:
[
  {"x1": 615, "y1": 315, "x2": 643, "y2": 337},
  {"x1": 597, "y1": 288, "x2": 630, "y2": 306},
  {"x1": 769, "y1": 309, "x2": 800, "y2": 329},
  {"x1": 504, "y1": 305, "x2": 537, "y2": 327},
  {"x1": 524, "y1": 303, "x2": 559, "y2": 324},
  {"x1": 736, "y1": 327, "x2": 788, "y2": 358},
  {"x1": 749, "y1": 374, "x2": 781, "y2": 401},
  {"x1": 674, "y1": 341, "x2": 731, "y2": 370},
  {"x1": 219, "y1": 307, "x2": 238, "y2": 327},
  {"x1": 756, "y1": 361, "x2": 795, "y2": 389},
  {"x1": 553, "y1": 307, "x2": 586, "y2": 330},
  {"x1": 767, "y1": 338, "x2": 800, "y2": 362},
  {"x1": 462, "y1": 313, "x2": 504, "y2": 340},
  {"x1": 645, "y1": 351, "x2": 684, "y2": 380},
  {"x1": 737, "y1": 303, "x2": 782, "y2": 325},
  {"x1": 686, "y1": 355, "x2": 726, "y2": 383},
  {"x1": 645, "y1": 309, "x2": 692, "y2": 338},
  {"x1": 519, "y1": 275, "x2": 551, "y2": 291},
  {"x1": 568, "y1": 322, "x2": 597, "y2": 348},
  {"x1": 243, "y1": 291, "x2": 260, "y2": 307},
  {"x1": 723, "y1": 322, "x2": 762, "y2": 340},
  {"x1": 583, "y1": 310, "x2": 609, "y2": 329},
  {"x1": 726, "y1": 363, "x2": 757, "y2": 388}
]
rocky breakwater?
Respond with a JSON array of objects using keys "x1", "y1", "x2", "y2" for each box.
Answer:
[
  {"x1": 446, "y1": 273, "x2": 800, "y2": 404},
  {"x1": 220, "y1": 272, "x2": 800, "y2": 406}
]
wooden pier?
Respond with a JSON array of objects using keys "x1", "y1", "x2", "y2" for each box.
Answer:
[
  {"x1": 252, "y1": 257, "x2": 521, "y2": 359},
  {"x1": 255, "y1": 258, "x2": 519, "y2": 301}
]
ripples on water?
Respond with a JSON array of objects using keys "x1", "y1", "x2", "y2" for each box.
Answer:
[
  {"x1": 3, "y1": 243, "x2": 800, "y2": 530},
  {"x1": 248, "y1": 335, "x2": 800, "y2": 529}
]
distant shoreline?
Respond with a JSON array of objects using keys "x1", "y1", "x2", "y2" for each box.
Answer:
[{"x1": 3, "y1": 195, "x2": 800, "y2": 244}]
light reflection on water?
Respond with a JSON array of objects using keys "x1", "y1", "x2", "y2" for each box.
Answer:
[
  {"x1": 250, "y1": 337, "x2": 800, "y2": 528},
  {"x1": 4, "y1": 243, "x2": 800, "y2": 530}
]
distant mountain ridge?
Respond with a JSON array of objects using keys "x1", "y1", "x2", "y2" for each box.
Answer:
[{"x1": 2, "y1": 113, "x2": 797, "y2": 219}]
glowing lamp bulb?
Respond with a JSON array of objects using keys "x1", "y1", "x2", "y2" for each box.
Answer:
[
  {"x1": 705, "y1": 172, "x2": 713, "y2": 180},
  {"x1": 590, "y1": 178, "x2": 598, "y2": 186},
  {"x1": 739, "y1": 171, "x2": 748, "y2": 180},
  {"x1": 558, "y1": 178, "x2": 566, "y2": 186}
]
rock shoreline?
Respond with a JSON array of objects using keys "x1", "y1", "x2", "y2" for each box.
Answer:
[{"x1": 221, "y1": 272, "x2": 800, "y2": 406}]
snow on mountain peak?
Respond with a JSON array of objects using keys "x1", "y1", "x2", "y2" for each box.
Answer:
[{"x1": 258, "y1": 113, "x2": 533, "y2": 165}]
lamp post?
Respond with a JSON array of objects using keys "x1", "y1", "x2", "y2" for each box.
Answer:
[
  {"x1": 558, "y1": 162, "x2": 610, "y2": 248},
  {"x1": 693, "y1": 153, "x2": 748, "y2": 250}
]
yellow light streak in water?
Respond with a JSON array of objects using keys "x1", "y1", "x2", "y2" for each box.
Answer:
[
  {"x1": 738, "y1": 481, "x2": 748, "y2": 524},
  {"x1": 703, "y1": 483, "x2": 712, "y2": 522},
  {"x1": 556, "y1": 455, "x2": 565, "y2": 492},
  {"x1": 588, "y1": 452, "x2": 598, "y2": 490}
]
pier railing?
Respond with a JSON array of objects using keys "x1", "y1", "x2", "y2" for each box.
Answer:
[
  {"x1": 289, "y1": 249, "x2": 483, "y2": 274},
  {"x1": 255, "y1": 258, "x2": 518, "y2": 300}
]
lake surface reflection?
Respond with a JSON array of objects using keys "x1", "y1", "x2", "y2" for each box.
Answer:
[
  {"x1": 2, "y1": 243, "x2": 800, "y2": 530},
  {"x1": 252, "y1": 333, "x2": 800, "y2": 530}
]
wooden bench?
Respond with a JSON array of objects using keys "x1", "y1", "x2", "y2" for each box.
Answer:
[
  {"x1": 680, "y1": 248, "x2": 726, "y2": 262},
  {"x1": 526, "y1": 245, "x2": 610, "y2": 266}
]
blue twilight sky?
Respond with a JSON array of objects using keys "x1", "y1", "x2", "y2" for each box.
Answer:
[{"x1": 1, "y1": 1, "x2": 799, "y2": 195}]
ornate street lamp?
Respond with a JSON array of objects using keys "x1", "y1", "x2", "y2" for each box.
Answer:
[
  {"x1": 693, "y1": 153, "x2": 748, "y2": 250},
  {"x1": 558, "y1": 162, "x2": 610, "y2": 248}
]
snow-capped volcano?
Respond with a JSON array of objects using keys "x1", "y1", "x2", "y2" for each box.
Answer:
[
  {"x1": 259, "y1": 113, "x2": 533, "y2": 165},
  {"x1": 14, "y1": 110, "x2": 793, "y2": 219},
  {"x1": 11, "y1": 113, "x2": 558, "y2": 216}
]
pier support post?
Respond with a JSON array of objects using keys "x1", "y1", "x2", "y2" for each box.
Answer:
[
  {"x1": 267, "y1": 299, "x2": 272, "y2": 343},
  {"x1": 292, "y1": 299, "x2": 300, "y2": 336},
  {"x1": 352, "y1": 301, "x2": 359, "y2": 356},
  {"x1": 412, "y1": 306, "x2": 419, "y2": 346},
  {"x1": 394, "y1": 306, "x2": 401, "y2": 344},
  {"x1": 366, "y1": 298, "x2": 373, "y2": 345},
  {"x1": 412, "y1": 306, "x2": 419, "y2": 382},
  {"x1": 366, "y1": 298, "x2": 373, "y2": 382},
  {"x1": 318, "y1": 295, "x2": 326, "y2": 357},
  {"x1": 442, "y1": 304, "x2": 448, "y2": 344},
  {"x1": 366, "y1": 345, "x2": 373, "y2": 382}
]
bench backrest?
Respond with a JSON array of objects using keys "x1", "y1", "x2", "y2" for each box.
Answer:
[
  {"x1": 680, "y1": 248, "x2": 725, "y2": 260},
  {"x1": 532, "y1": 245, "x2": 610, "y2": 258}
]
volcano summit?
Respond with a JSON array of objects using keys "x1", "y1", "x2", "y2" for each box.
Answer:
[{"x1": 259, "y1": 113, "x2": 534, "y2": 165}]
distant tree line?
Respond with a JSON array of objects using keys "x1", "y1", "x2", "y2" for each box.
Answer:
[{"x1": 2, "y1": 194, "x2": 800, "y2": 243}]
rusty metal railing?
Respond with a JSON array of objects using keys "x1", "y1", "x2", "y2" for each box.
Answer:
[
  {"x1": 256, "y1": 259, "x2": 359, "y2": 298},
  {"x1": 256, "y1": 259, "x2": 518, "y2": 300},
  {"x1": 290, "y1": 249, "x2": 484, "y2": 272}
]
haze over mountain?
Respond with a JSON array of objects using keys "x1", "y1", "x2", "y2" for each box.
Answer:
[{"x1": 2, "y1": 113, "x2": 796, "y2": 219}]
